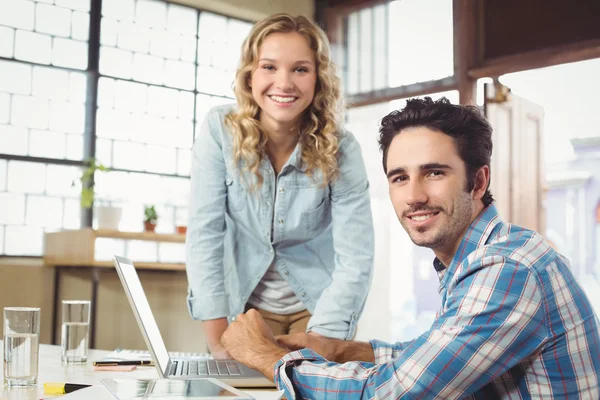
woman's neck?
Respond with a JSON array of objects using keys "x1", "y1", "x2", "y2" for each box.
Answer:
[
  {"x1": 261, "y1": 123, "x2": 298, "y2": 175},
  {"x1": 260, "y1": 115, "x2": 300, "y2": 155}
]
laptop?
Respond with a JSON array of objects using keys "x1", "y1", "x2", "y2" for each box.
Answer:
[{"x1": 112, "y1": 255, "x2": 275, "y2": 388}]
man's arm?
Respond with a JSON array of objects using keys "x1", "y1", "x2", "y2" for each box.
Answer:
[
  {"x1": 273, "y1": 259, "x2": 548, "y2": 399},
  {"x1": 277, "y1": 333, "x2": 375, "y2": 363}
]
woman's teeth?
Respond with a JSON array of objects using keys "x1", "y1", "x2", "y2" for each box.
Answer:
[{"x1": 270, "y1": 95, "x2": 296, "y2": 103}]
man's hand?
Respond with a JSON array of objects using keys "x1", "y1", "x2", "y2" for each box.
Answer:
[
  {"x1": 276, "y1": 332, "x2": 341, "y2": 361},
  {"x1": 221, "y1": 309, "x2": 288, "y2": 380}
]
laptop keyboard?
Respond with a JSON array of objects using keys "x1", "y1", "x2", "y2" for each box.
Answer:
[{"x1": 174, "y1": 360, "x2": 242, "y2": 376}]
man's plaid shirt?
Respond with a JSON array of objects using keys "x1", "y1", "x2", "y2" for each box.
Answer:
[{"x1": 273, "y1": 204, "x2": 600, "y2": 399}]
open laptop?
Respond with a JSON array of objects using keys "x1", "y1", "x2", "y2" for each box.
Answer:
[{"x1": 112, "y1": 255, "x2": 274, "y2": 388}]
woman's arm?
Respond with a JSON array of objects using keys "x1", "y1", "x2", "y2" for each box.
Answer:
[
  {"x1": 185, "y1": 108, "x2": 230, "y2": 356},
  {"x1": 307, "y1": 132, "x2": 375, "y2": 339}
]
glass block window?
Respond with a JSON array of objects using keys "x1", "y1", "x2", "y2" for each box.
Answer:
[
  {"x1": 0, "y1": 0, "x2": 90, "y2": 69},
  {"x1": 0, "y1": 160, "x2": 82, "y2": 256},
  {"x1": 98, "y1": 1, "x2": 252, "y2": 173},
  {"x1": 0, "y1": 0, "x2": 253, "y2": 255},
  {"x1": 341, "y1": 0, "x2": 453, "y2": 95},
  {"x1": 196, "y1": 12, "x2": 251, "y2": 98},
  {"x1": 94, "y1": 170, "x2": 189, "y2": 233},
  {"x1": 0, "y1": 60, "x2": 87, "y2": 160}
]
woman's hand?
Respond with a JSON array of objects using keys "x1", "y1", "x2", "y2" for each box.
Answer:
[{"x1": 209, "y1": 343, "x2": 232, "y2": 360}]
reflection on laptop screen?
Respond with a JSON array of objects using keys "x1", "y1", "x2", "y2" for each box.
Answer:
[{"x1": 117, "y1": 260, "x2": 170, "y2": 375}]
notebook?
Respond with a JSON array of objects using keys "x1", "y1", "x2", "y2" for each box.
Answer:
[{"x1": 112, "y1": 256, "x2": 274, "y2": 388}]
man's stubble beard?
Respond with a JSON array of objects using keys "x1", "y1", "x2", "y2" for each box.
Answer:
[{"x1": 401, "y1": 191, "x2": 473, "y2": 250}]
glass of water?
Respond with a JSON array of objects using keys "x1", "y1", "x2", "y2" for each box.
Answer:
[
  {"x1": 3, "y1": 307, "x2": 40, "y2": 387},
  {"x1": 61, "y1": 300, "x2": 90, "y2": 364}
]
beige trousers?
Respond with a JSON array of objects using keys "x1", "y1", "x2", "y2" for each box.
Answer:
[{"x1": 245, "y1": 305, "x2": 311, "y2": 336}]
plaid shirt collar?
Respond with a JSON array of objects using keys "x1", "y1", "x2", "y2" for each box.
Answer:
[{"x1": 435, "y1": 203, "x2": 503, "y2": 289}]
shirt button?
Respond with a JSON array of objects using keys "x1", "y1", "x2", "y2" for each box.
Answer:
[
  {"x1": 269, "y1": 249, "x2": 274, "y2": 253},
  {"x1": 283, "y1": 271, "x2": 289, "y2": 275},
  {"x1": 266, "y1": 200, "x2": 272, "y2": 207},
  {"x1": 301, "y1": 292, "x2": 306, "y2": 297},
  {"x1": 278, "y1": 218, "x2": 284, "y2": 224},
  {"x1": 279, "y1": 187, "x2": 284, "y2": 193}
]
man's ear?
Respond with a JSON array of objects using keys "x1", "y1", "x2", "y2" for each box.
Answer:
[{"x1": 472, "y1": 165, "x2": 490, "y2": 200}]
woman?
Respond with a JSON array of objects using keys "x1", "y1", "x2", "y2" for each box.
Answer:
[{"x1": 186, "y1": 13, "x2": 374, "y2": 359}]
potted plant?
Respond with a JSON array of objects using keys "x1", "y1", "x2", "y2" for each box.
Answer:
[
  {"x1": 79, "y1": 158, "x2": 121, "y2": 230},
  {"x1": 144, "y1": 205, "x2": 158, "y2": 232}
]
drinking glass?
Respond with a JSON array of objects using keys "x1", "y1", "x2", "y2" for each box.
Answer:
[
  {"x1": 3, "y1": 307, "x2": 40, "y2": 387},
  {"x1": 60, "y1": 300, "x2": 90, "y2": 364}
]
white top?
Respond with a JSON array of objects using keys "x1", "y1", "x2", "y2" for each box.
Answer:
[{"x1": 247, "y1": 262, "x2": 305, "y2": 315}]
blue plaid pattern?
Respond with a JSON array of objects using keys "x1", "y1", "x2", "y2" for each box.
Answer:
[{"x1": 273, "y1": 204, "x2": 600, "y2": 399}]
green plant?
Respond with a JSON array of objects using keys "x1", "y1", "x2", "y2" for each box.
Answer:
[
  {"x1": 144, "y1": 205, "x2": 158, "y2": 224},
  {"x1": 79, "y1": 158, "x2": 110, "y2": 209}
]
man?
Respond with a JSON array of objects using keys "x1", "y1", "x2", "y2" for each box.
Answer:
[{"x1": 221, "y1": 97, "x2": 600, "y2": 399}]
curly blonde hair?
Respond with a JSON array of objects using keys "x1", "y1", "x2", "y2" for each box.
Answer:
[{"x1": 225, "y1": 13, "x2": 344, "y2": 188}]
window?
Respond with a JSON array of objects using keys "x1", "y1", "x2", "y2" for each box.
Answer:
[
  {"x1": 0, "y1": 0, "x2": 253, "y2": 255},
  {"x1": 95, "y1": 0, "x2": 251, "y2": 232},
  {"x1": 339, "y1": 0, "x2": 454, "y2": 96},
  {"x1": 0, "y1": 0, "x2": 90, "y2": 255},
  {"x1": 0, "y1": 160, "x2": 81, "y2": 255}
]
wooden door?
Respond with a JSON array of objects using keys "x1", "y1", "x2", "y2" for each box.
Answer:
[{"x1": 484, "y1": 82, "x2": 545, "y2": 234}]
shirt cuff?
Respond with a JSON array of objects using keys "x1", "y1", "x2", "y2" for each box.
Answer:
[
  {"x1": 273, "y1": 349, "x2": 325, "y2": 396},
  {"x1": 307, "y1": 325, "x2": 350, "y2": 340},
  {"x1": 186, "y1": 291, "x2": 229, "y2": 321},
  {"x1": 307, "y1": 315, "x2": 356, "y2": 340},
  {"x1": 370, "y1": 339, "x2": 398, "y2": 364}
]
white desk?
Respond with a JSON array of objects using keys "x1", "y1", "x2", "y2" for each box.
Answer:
[{"x1": 0, "y1": 342, "x2": 280, "y2": 400}]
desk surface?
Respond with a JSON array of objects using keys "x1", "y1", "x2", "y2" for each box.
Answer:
[{"x1": 0, "y1": 342, "x2": 279, "y2": 400}]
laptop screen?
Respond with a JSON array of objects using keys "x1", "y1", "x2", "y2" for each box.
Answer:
[{"x1": 113, "y1": 257, "x2": 170, "y2": 376}]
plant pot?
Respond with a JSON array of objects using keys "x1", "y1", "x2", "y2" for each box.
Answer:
[
  {"x1": 144, "y1": 221, "x2": 156, "y2": 232},
  {"x1": 96, "y1": 206, "x2": 122, "y2": 230},
  {"x1": 176, "y1": 225, "x2": 187, "y2": 235}
]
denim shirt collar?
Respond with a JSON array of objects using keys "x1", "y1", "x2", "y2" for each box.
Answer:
[
  {"x1": 266, "y1": 140, "x2": 306, "y2": 175},
  {"x1": 436, "y1": 203, "x2": 503, "y2": 290},
  {"x1": 287, "y1": 140, "x2": 306, "y2": 172}
]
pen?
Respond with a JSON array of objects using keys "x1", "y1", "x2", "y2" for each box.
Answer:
[
  {"x1": 93, "y1": 360, "x2": 153, "y2": 366},
  {"x1": 44, "y1": 382, "x2": 91, "y2": 395}
]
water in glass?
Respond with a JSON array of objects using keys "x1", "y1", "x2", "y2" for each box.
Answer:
[
  {"x1": 3, "y1": 333, "x2": 39, "y2": 387},
  {"x1": 61, "y1": 322, "x2": 89, "y2": 363}
]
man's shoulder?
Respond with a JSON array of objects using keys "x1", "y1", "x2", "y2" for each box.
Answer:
[{"x1": 470, "y1": 222, "x2": 557, "y2": 271}]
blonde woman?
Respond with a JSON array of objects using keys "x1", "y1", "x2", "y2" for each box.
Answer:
[{"x1": 186, "y1": 13, "x2": 374, "y2": 360}]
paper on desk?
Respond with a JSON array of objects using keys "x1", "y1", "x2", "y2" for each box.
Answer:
[
  {"x1": 99, "y1": 349, "x2": 211, "y2": 362},
  {"x1": 99, "y1": 349, "x2": 153, "y2": 361}
]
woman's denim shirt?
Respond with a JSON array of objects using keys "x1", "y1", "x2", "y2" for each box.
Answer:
[{"x1": 186, "y1": 104, "x2": 374, "y2": 339}]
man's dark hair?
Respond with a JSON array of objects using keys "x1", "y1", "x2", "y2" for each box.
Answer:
[{"x1": 378, "y1": 96, "x2": 494, "y2": 207}]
